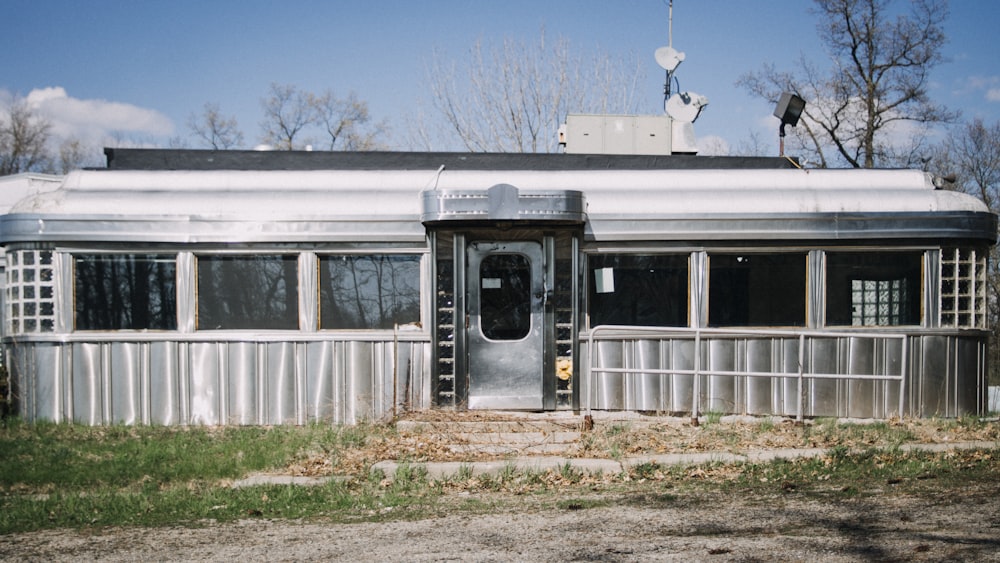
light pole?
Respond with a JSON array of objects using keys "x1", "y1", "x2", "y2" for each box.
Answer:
[{"x1": 773, "y1": 92, "x2": 805, "y2": 157}]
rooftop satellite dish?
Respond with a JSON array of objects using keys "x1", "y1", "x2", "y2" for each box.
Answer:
[
  {"x1": 654, "y1": 46, "x2": 685, "y2": 73},
  {"x1": 665, "y1": 92, "x2": 708, "y2": 123}
]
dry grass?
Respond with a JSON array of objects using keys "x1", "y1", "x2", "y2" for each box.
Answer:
[{"x1": 291, "y1": 413, "x2": 1000, "y2": 477}]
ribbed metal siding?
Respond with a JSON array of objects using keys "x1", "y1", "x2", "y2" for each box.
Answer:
[
  {"x1": 583, "y1": 332, "x2": 986, "y2": 418},
  {"x1": 7, "y1": 338, "x2": 430, "y2": 425}
]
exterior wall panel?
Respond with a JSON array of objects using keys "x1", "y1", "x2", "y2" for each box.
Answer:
[
  {"x1": 583, "y1": 332, "x2": 984, "y2": 419},
  {"x1": 6, "y1": 338, "x2": 430, "y2": 425}
]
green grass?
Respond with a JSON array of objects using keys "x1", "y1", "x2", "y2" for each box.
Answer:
[
  {"x1": 1, "y1": 418, "x2": 997, "y2": 534},
  {"x1": 0, "y1": 420, "x2": 412, "y2": 532}
]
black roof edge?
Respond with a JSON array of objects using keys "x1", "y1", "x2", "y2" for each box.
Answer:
[{"x1": 103, "y1": 148, "x2": 800, "y2": 172}]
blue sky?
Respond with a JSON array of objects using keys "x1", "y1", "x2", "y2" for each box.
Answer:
[{"x1": 3, "y1": 0, "x2": 999, "y2": 158}]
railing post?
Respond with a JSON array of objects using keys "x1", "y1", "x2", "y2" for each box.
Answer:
[
  {"x1": 585, "y1": 327, "x2": 596, "y2": 428},
  {"x1": 691, "y1": 329, "x2": 701, "y2": 426},
  {"x1": 797, "y1": 334, "x2": 806, "y2": 424},
  {"x1": 899, "y1": 336, "x2": 908, "y2": 418}
]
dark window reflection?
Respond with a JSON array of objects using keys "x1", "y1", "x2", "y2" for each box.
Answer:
[
  {"x1": 479, "y1": 254, "x2": 531, "y2": 340},
  {"x1": 589, "y1": 254, "x2": 688, "y2": 327},
  {"x1": 197, "y1": 255, "x2": 298, "y2": 330},
  {"x1": 74, "y1": 254, "x2": 177, "y2": 330},
  {"x1": 320, "y1": 255, "x2": 421, "y2": 329},
  {"x1": 826, "y1": 252, "x2": 921, "y2": 326},
  {"x1": 709, "y1": 254, "x2": 806, "y2": 327}
]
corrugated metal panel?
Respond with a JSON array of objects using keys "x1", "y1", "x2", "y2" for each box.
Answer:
[
  {"x1": 7, "y1": 338, "x2": 429, "y2": 425},
  {"x1": 583, "y1": 331, "x2": 986, "y2": 418}
]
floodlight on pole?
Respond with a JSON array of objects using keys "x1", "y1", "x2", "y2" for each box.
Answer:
[{"x1": 773, "y1": 92, "x2": 805, "y2": 156}]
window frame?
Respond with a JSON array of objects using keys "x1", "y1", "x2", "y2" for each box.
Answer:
[
  {"x1": 195, "y1": 253, "x2": 301, "y2": 331},
  {"x1": 707, "y1": 251, "x2": 809, "y2": 328},
  {"x1": 72, "y1": 252, "x2": 178, "y2": 332},
  {"x1": 317, "y1": 252, "x2": 424, "y2": 331},
  {"x1": 586, "y1": 252, "x2": 691, "y2": 329},
  {"x1": 824, "y1": 250, "x2": 924, "y2": 328}
]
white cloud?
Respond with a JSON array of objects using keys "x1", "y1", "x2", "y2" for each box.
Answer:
[
  {"x1": 7, "y1": 87, "x2": 174, "y2": 145},
  {"x1": 956, "y1": 75, "x2": 1000, "y2": 104}
]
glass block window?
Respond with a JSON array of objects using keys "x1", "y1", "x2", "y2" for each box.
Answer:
[
  {"x1": 196, "y1": 255, "x2": 299, "y2": 330},
  {"x1": 826, "y1": 252, "x2": 922, "y2": 326},
  {"x1": 319, "y1": 254, "x2": 421, "y2": 330},
  {"x1": 74, "y1": 254, "x2": 177, "y2": 330},
  {"x1": 941, "y1": 247, "x2": 987, "y2": 328},
  {"x1": 850, "y1": 278, "x2": 911, "y2": 326},
  {"x1": 6, "y1": 249, "x2": 56, "y2": 334}
]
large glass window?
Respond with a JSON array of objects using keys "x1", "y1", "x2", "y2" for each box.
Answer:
[
  {"x1": 709, "y1": 253, "x2": 806, "y2": 327},
  {"x1": 589, "y1": 254, "x2": 688, "y2": 327},
  {"x1": 826, "y1": 252, "x2": 921, "y2": 326},
  {"x1": 319, "y1": 254, "x2": 421, "y2": 329},
  {"x1": 197, "y1": 255, "x2": 298, "y2": 330},
  {"x1": 74, "y1": 254, "x2": 177, "y2": 330}
]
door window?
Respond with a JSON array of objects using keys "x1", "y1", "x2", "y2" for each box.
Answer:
[{"x1": 479, "y1": 253, "x2": 531, "y2": 340}]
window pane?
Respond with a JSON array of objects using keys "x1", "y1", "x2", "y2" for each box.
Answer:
[
  {"x1": 74, "y1": 254, "x2": 177, "y2": 330},
  {"x1": 197, "y1": 255, "x2": 298, "y2": 330},
  {"x1": 826, "y1": 252, "x2": 921, "y2": 326},
  {"x1": 319, "y1": 255, "x2": 421, "y2": 330},
  {"x1": 709, "y1": 254, "x2": 806, "y2": 327},
  {"x1": 589, "y1": 254, "x2": 688, "y2": 327},
  {"x1": 479, "y1": 254, "x2": 531, "y2": 340}
]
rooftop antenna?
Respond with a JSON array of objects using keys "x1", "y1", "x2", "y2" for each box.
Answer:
[
  {"x1": 654, "y1": 0, "x2": 683, "y2": 106},
  {"x1": 655, "y1": 1, "x2": 706, "y2": 125},
  {"x1": 668, "y1": 0, "x2": 673, "y2": 48}
]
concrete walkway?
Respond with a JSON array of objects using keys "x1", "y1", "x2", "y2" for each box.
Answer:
[
  {"x1": 231, "y1": 439, "x2": 999, "y2": 487},
  {"x1": 369, "y1": 440, "x2": 999, "y2": 482}
]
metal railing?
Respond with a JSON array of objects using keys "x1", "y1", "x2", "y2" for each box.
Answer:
[{"x1": 586, "y1": 325, "x2": 908, "y2": 423}]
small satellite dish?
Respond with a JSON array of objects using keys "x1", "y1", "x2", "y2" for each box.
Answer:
[
  {"x1": 654, "y1": 46, "x2": 685, "y2": 73},
  {"x1": 665, "y1": 92, "x2": 708, "y2": 123}
]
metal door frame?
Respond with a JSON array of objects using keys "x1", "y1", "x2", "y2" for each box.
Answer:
[
  {"x1": 466, "y1": 240, "x2": 545, "y2": 409},
  {"x1": 448, "y1": 233, "x2": 557, "y2": 410}
]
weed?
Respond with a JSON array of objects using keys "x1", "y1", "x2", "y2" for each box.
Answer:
[
  {"x1": 757, "y1": 417, "x2": 775, "y2": 433},
  {"x1": 704, "y1": 410, "x2": 723, "y2": 425},
  {"x1": 631, "y1": 461, "x2": 663, "y2": 480},
  {"x1": 455, "y1": 464, "x2": 473, "y2": 481},
  {"x1": 559, "y1": 461, "x2": 581, "y2": 482},
  {"x1": 605, "y1": 423, "x2": 630, "y2": 436}
]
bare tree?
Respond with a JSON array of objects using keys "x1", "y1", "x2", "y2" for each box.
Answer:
[
  {"x1": 188, "y1": 102, "x2": 244, "y2": 149},
  {"x1": 738, "y1": 0, "x2": 956, "y2": 168},
  {"x1": 56, "y1": 137, "x2": 103, "y2": 173},
  {"x1": 312, "y1": 90, "x2": 388, "y2": 150},
  {"x1": 938, "y1": 119, "x2": 1000, "y2": 209},
  {"x1": 0, "y1": 97, "x2": 52, "y2": 175},
  {"x1": 259, "y1": 84, "x2": 387, "y2": 151},
  {"x1": 259, "y1": 83, "x2": 317, "y2": 150},
  {"x1": 421, "y1": 29, "x2": 645, "y2": 153},
  {"x1": 932, "y1": 118, "x2": 1000, "y2": 383}
]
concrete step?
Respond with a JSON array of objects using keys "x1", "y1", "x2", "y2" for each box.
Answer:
[
  {"x1": 396, "y1": 420, "x2": 583, "y2": 434},
  {"x1": 395, "y1": 416, "x2": 586, "y2": 456}
]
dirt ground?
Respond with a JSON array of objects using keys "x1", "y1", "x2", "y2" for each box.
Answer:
[{"x1": 4, "y1": 484, "x2": 999, "y2": 562}]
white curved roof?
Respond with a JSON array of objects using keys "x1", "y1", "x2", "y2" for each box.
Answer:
[
  {"x1": 0, "y1": 173, "x2": 63, "y2": 214},
  {"x1": 11, "y1": 168, "x2": 987, "y2": 216},
  {"x1": 2, "y1": 167, "x2": 993, "y2": 243}
]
